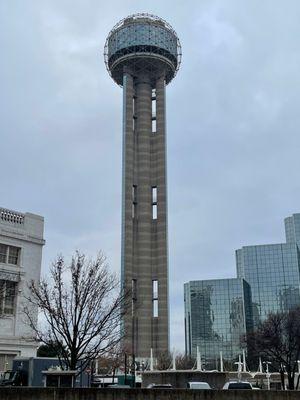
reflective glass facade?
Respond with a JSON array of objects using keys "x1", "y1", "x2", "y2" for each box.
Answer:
[
  {"x1": 184, "y1": 278, "x2": 252, "y2": 364},
  {"x1": 108, "y1": 21, "x2": 178, "y2": 60},
  {"x1": 236, "y1": 214, "x2": 300, "y2": 329},
  {"x1": 285, "y1": 213, "x2": 300, "y2": 243},
  {"x1": 185, "y1": 214, "x2": 300, "y2": 364}
]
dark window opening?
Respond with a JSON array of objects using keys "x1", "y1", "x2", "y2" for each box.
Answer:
[
  {"x1": 132, "y1": 185, "x2": 137, "y2": 218},
  {"x1": 132, "y1": 279, "x2": 137, "y2": 316}
]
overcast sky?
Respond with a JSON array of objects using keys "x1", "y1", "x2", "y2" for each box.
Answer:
[{"x1": 1, "y1": 0, "x2": 300, "y2": 351}]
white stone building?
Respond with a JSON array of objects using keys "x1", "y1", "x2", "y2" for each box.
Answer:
[{"x1": 0, "y1": 207, "x2": 45, "y2": 372}]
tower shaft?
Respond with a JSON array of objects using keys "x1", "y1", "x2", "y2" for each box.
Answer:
[{"x1": 122, "y1": 71, "x2": 169, "y2": 358}]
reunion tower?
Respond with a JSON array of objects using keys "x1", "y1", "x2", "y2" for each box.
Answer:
[{"x1": 105, "y1": 13, "x2": 181, "y2": 359}]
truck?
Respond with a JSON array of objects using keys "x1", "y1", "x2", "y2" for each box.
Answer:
[{"x1": 0, "y1": 357, "x2": 89, "y2": 387}]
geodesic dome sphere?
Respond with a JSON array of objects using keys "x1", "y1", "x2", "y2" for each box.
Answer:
[{"x1": 104, "y1": 13, "x2": 182, "y2": 86}]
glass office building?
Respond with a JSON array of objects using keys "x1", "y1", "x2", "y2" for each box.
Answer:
[
  {"x1": 185, "y1": 214, "x2": 300, "y2": 363},
  {"x1": 236, "y1": 214, "x2": 300, "y2": 328},
  {"x1": 184, "y1": 278, "x2": 252, "y2": 365}
]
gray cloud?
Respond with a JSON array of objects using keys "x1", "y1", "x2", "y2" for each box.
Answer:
[{"x1": 1, "y1": 0, "x2": 300, "y2": 351}]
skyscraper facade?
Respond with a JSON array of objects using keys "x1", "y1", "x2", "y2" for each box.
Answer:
[
  {"x1": 105, "y1": 14, "x2": 181, "y2": 359},
  {"x1": 185, "y1": 214, "x2": 300, "y2": 364},
  {"x1": 236, "y1": 214, "x2": 300, "y2": 328},
  {"x1": 184, "y1": 278, "x2": 252, "y2": 364}
]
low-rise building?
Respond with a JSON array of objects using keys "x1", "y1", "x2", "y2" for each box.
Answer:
[{"x1": 0, "y1": 207, "x2": 45, "y2": 372}]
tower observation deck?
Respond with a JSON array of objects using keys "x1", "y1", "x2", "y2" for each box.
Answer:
[{"x1": 105, "y1": 13, "x2": 181, "y2": 359}]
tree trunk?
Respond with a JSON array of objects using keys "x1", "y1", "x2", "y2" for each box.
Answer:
[
  {"x1": 288, "y1": 372, "x2": 295, "y2": 390},
  {"x1": 280, "y1": 369, "x2": 285, "y2": 390},
  {"x1": 296, "y1": 373, "x2": 300, "y2": 390}
]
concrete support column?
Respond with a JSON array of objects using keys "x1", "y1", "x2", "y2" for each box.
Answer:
[
  {"x1": 134, "y1": 75, "x2": 153, "y2": 356},
  {"x1": 155, "y1": 75, "x2": 169, "y2": 353},
  {"x1": 121, "y1": 71, "x2": 134, "y2": 352},
  {"x1": 122, "y1": 72, "x2": 169, "y2": 358}
]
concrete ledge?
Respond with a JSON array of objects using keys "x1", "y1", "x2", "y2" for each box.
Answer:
[{"x1": 0, "y1": 388, "x2": 299, "y2": 400}]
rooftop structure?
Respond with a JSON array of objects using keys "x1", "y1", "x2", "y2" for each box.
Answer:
[
  {"x1": 104, "y1": 13, "x2": 181, "y2": 359},
  {"x1": 104, "y1": 13, "x2": 181, "y2": 86}
]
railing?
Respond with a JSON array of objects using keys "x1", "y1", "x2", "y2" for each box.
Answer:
[{"x1": 0, "y1": 208, "x2": 24, "y2": 225}]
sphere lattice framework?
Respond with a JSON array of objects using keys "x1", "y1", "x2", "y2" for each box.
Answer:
[{"x1": 104, "y1": 13, "x2": 182, "y2": 86}]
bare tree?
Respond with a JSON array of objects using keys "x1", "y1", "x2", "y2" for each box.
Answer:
[
  {"x1": 156, "y1": 351, "x2": 172, "y2": 370},
  {"x1": 246, "y1": 307, "x2": 300, "y2": 390},
  {"x1": 96, "y1": 344, "x2": 124, "y2": 383},
  {"x1": 175, "y1": 353, "x2": 195, "y2": 370},
  {"x1": 24, "y1": 251, "x2": 128, "y2": 374}
]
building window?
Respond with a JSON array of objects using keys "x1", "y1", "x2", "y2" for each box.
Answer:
[
  {"x1": 0, "y1": 280, "x2": 16, "y2": 315},
  {"x1": 152, "y1": 280, "x2": 158, "y2": 317},
  {"x1": 0, "y1": 244, "x2": 20, "y2": 265},
  {"x1": 153, "y1": 300, "x2": 158, "y2": 317},
  {"x1": 152, "y1": 89, "x2": 156, "y2": 134},
  {"x1": 131, "y1": 279, "x2": 137, "y2": 316},
  {"x1": 133, "y1": 95, "x2": 136, "y2": 131},
  {"x1": 152, "y1": 187, "x2": 157, "y2": 203},
  {"x1": 152, "y1": 119, "x2": 156, "y2": 133},
  {"x1": 0, "y1": 244, "x2": 7, "y2": 263},
  {"x1": 8, "y1": 246, "x2": 19, "y2": 265},
  {"x1": 152, "y1": 205, "x2": 157, "y2": 220},
  {"x1": 132, "y1": 185, "x2": 137, "y2": 218},
  {"x1": 132, "y1": 279, "x2": 137, "y2": 300},
  {"x1": 152, "y1": 186, "x2": 157, "y2": 220},
  {"x1": 0, "y1": 354, "x2": 17, "y2": 372}
]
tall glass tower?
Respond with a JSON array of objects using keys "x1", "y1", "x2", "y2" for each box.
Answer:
[{"x1": 104, "y1": 14, "x2": 181, "y2": 358}]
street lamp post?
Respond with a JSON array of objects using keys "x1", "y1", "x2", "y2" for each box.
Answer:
[
  {"x1": 263, "y1": 361, "x2": 271, "y2": 390},
  {"x1": 234, "y1": 355, "x2": 243, "y2": 382}
]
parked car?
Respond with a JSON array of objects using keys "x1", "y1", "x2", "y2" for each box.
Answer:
[
  {"x1": 187, "y1": 381, "x2": 211, "y2": 389},
  {"x1": 223, "y1": 381, "x2": 253, "y2": 390},
  {"x1": 147, "y1": 383, "x2": 172, "y2": 389},
  {"x1": 107, "y1": 384, "x2": 131, "y2": 388}
]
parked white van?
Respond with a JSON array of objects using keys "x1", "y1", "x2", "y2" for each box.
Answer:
[{"x1": 187, "y1": 382, "x2": 211, "y2": 389}]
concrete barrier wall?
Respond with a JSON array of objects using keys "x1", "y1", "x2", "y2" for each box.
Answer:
[{"x1": 0, "y1": 388, "x2": 299, "y2": 400}]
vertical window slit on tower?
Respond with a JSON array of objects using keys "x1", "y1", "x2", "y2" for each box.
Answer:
[
  {"x1": 152, "y1": 186, "x2": 157, "y2": 220},
  {"x1": 132, "y1": 279, "x2": 137, "y2": 316},
  {"x1": 152, "y1": 186, "x2": 157, "y2": 203},
  {"x1": 133, "y1": 96, "x2": 136, "y2": 132},
  {"x1": 152, "y1": 119, "x2": 156, "y2": 133},
  {"x1": 152, "y1": 205, "x2": 157, "y2": 220},
  {"x1": 152, "y1": 89, "x2": 156, "y2": 133},
  {"x1": 132, "y1": 185, "x2": 137, "y2": 218},
  {"x1": 152, "y1": 279, "x2": 158, "y2": 317}
]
